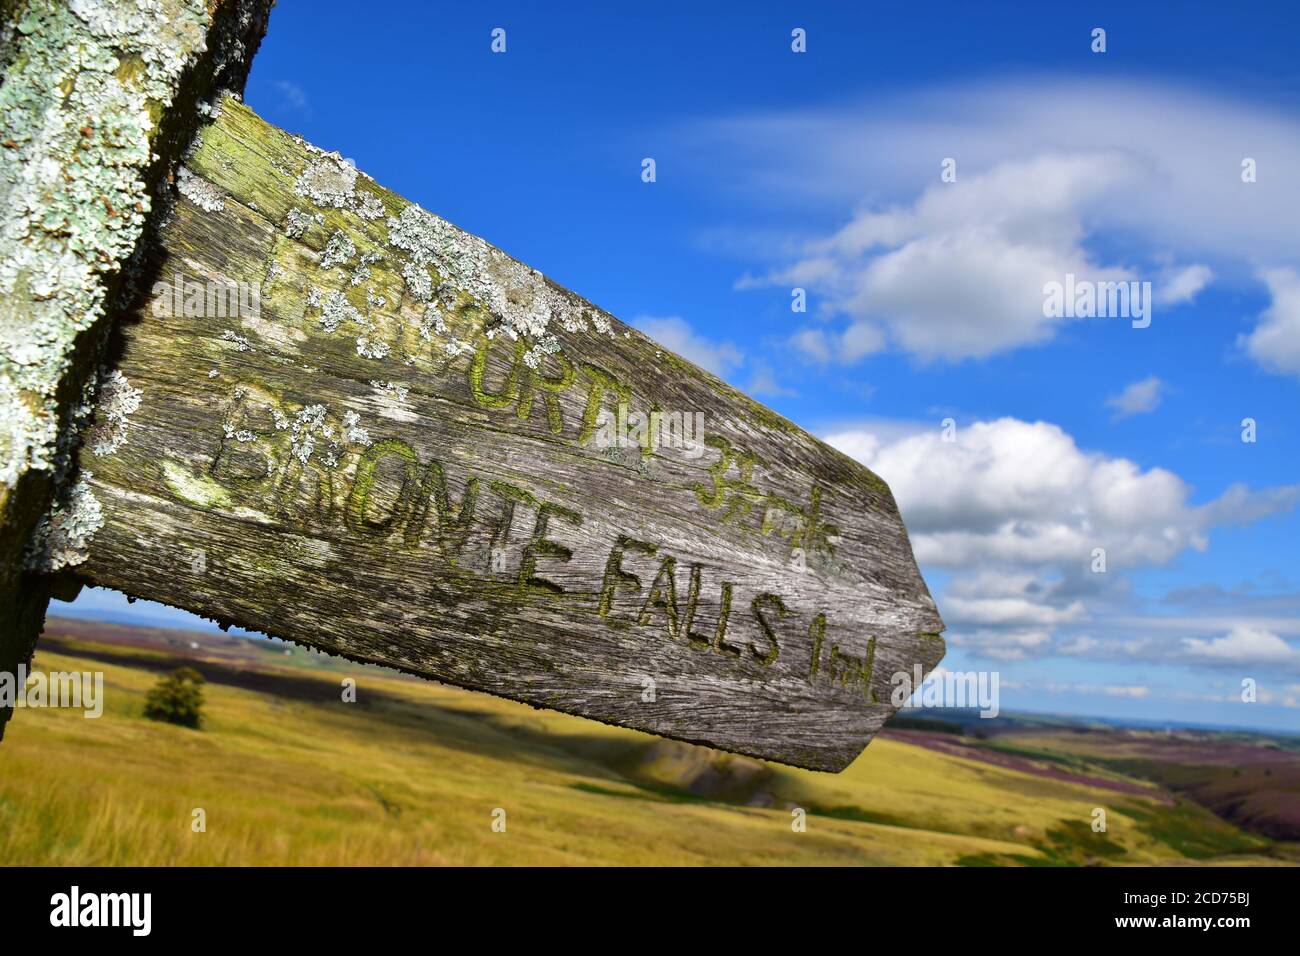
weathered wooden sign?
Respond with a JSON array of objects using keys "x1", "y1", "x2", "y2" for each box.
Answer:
[
  {"x1": 1, "y1": 2, "x2": 943, "y2": 770},
  {"x1": 61, "y1": 97, "x2": 945, "y2": 771}
]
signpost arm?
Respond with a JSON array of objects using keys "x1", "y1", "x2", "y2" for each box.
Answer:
[{"x1": 67, "y1": 96, "x2": 944, "y2": 771}]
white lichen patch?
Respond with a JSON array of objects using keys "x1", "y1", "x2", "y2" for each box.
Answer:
[
  {"x1": 0, "y1": 0, "x2": 216, "y2": 493},
  {"x1": 384, "y1": 204, "x2": 616, "y2": 367},
  {"x1": 294, "y1": 151, "x2": 358, "y2": 209},
  {"x1": 263, "y1": 260, "x2": 284, "y2": 289},
  {"x1": 25, "y1": 474, "x2": 104, "y2": 571},
  {"x1": 523, "y1": 339, "x2": 562, "y2": 369},
  {"x1": 273, "y1": 401, "x2": 372, "y2": 467},
  {"x1": 286, "y1": 404, "x2": 325, "y2": 465},
  {"x1": 0, "y1": 378, "x2": 54, "y2": 487},
  {"x1": 355, "y1": 193, "x2": 385, "y2": 221},
  {"x1": 419, "y1": 304, "x2": 449, "y2": 340},
  {"x1": 283, "y1": 207, "x2": 316, "y2": 239},
  {"x1": 86, "y1": 369, "x2": 142, "y2": 457},
  {"x1": 356, "y1": 335, "x2": 390, "y2": 360},
  {"x1": 319, "y1": 229, "x2": 356, "y2": 270},
  {"x1": 221, "y1": 330, "x2": 252, "y2": 352},
  {"x1": 401, "y1": 262, "x2": 434, "y2": 302},
  {"x1": 369, "y1": 379, "x2": 410, "y2": 403},
  {"x1": 176, "y1": 165, "x2": 226, "y2": 212},
  {"x1": 317, "y1": 289, "x2": 361, "y2": 334},
  {"x1": 342, "y1": 410, "x2": 370, "y2": 445},
  {"x1": 349, "y1": 250, "x2": 382, "y2": 287}
]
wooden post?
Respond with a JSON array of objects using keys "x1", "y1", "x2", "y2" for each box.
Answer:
[
  {"x1": 0, "y1": 0, "x2": 273, "y2": 739},
  {"x1": 68, "y1": 97, "x2": 945, "y2": 771}
]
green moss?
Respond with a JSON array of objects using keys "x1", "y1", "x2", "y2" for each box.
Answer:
[
  {"x1": 598, "y1": 535, "x2": 656, "y2": 618},
  {"x1": 162, "y1": 460, "x2": 232, "y2": 509},
  {"x1": 517, "y1": 501, "x2": 582, "y2": 594},
  {"x1": 468, "y1": 335, "x2": 521, "y2": 409},
  {"x1": 345, "y1": 438, "x2": 419, "y2": 535},
  {"x1": 749, "y1": 593, "x2": 785, "y2": 666},
  {"x1": 637, "y1": 555, "x2": 680, "y2": 637}
]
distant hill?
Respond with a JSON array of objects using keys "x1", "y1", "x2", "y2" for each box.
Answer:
[
  {"x1": 892, "y1": 707, "x2": 1300, "y2": 842},
  {"x1": 891, "y1": 706, "x2": 1300, "y2": 743}
]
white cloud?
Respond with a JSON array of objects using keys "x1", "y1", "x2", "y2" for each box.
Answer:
[
  {"x1": 1198, "y1": 481, "x2": 1300, "y2": 528},
  {"x1": 274, "y1": 80, "x2": 311, "y2": 116},
  {"x1": 1257, "y1": 686, "x2": 1300, "y2": 709},
  {"x1": 698, "y1": 79, "x2": 1300, "y2": 257},
  {"x1": 745, "y1": 361, "x2": 795, "y2": 398},
  {"x1": 1106, "y1": 376, "x2": 1164, "y2": 420},
  {"x1": 943, "y1": 595, "x2": 1085, "y2": 628},
  {"x1": 1241, "y1": 268, "x2": 1300, "y2": 376},
  {"x1": 1156, "y1": 264, "x2": 1213, "y2": 306},
  {"x1": 935, "y1": 568, "x2": 1084, "y2": 661},
  {"x1": 825, "y1": 417, "x2": 1300, "y2": 660},
  {"x1": 1058, "y1": 635, "x2": 1098, "y2": 656},
  {"x1": 826, "y1": 417, "x2": 1297, "y2": 570},
  {"x1": 789, "y1": 327, "x2": 831, "y2": 363},
  {"x1": 1110, "y1": 613, "x2": 1300, "y2": 638},
  {"x1": 1183, "y1": 626, "x2": 1297, "y2": 665},
  {"x1": 822, "y1": 428, "x2": 880, "y2": 465},
  {"x1": 694, "y1": 78, "x2": 1300, "y2": 362},
  {"x1": 789, "y1": 321, "x2": 884, "y2": 363},
  {"x1": 955, "y1": 629, "x2": 1052, "y2": 662},
  {"x1": 760, "y1": 153, "x2": 1138, "y2": 361},
  {"x1": 632, "y1": 316, "x2": 742, "y2": 377}
]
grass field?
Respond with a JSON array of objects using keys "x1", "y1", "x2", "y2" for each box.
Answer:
[{"x1": 0, "y1": 617, "x2": 1292, "y2": 866}]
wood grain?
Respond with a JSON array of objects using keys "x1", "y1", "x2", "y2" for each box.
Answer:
[{"x1": 75, "y1": 97, "x2": 945, "y2": 771}]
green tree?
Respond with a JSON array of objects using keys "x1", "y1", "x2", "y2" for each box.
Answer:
[{"x1": 143, "y1": 666, "x2": 206, "y2": 729}]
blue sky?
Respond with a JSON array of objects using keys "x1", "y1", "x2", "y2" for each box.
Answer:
[{"x1": 64, "y1": 1, "x2": 1300, "y2": 731}]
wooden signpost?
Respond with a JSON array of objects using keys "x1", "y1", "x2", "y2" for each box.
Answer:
[
  {"x1": 0, "y1": 0, "x2": 274, "y2": 738},
  {"x1": 2, "y1": 3, "x2": 943, "y2": 771}
]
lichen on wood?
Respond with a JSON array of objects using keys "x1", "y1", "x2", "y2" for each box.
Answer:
[{"x1": 0, "y1": 0, "x2": 273, "y2": 739}]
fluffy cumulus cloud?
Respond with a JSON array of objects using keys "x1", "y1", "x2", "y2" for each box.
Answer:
[
  {"x1": 772, "y1": 153, "x2": 1139, "y2": 361},
  {"x1": 828, "y1": 417, "x2": 1286, "y2": 570},
  {"x1": 825, "y1": 418, "x2": 1300, "y2": 661},
  {"x1": 1241, "y1": 268, "x2": 1300, "y2": 377},
  {"x1": 701, "y1": 79, "x2": 1300, "y2": 367},
  {"x1": 1183, "y1": 626, "x2": 1298, "y2": 665},
  {"x1": 631, "y1": 316, "x2": 743, "y2": 377}
]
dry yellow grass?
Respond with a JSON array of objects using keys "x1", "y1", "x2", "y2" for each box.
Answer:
[{"x1": 0, "y1": 638, "x2": 1277, "y2": 866}]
